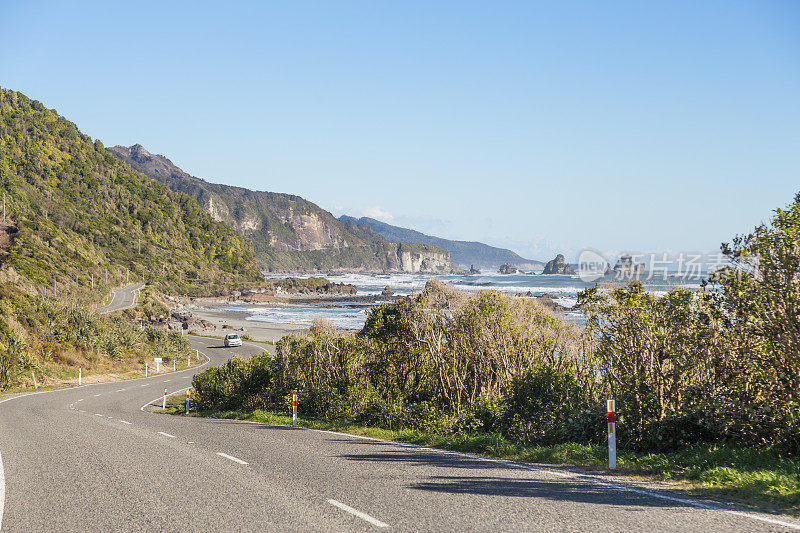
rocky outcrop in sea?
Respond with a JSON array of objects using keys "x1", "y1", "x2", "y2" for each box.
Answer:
[{"x1": 542, "y1": 254, "x2": 576, "y2": 275}]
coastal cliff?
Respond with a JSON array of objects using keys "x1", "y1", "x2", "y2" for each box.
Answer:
[
  {"x1": 108, "y1": 144, "x2": 458, "y2": 273},
  {"x1": 387, "y1": 243, "x2": 454, "y2": 273}
]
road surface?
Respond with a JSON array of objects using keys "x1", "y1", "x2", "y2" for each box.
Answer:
[
  {"x1": 1, "y1": 336, "x2": 798, "y2": 532},
  {"x1": 96, "y1": 283, "x2": 144, "y2": 314}
]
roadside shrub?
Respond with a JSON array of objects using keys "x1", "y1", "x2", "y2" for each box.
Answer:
[
  {"x1": 634, "y1": 411, "x2": 718, "y2": 453},
  {"x1": 192, "y1": 354, "x2": 276, "y2": 411},
  {"x1": 560, "y1": 406, "x2": 607, "y2": 446},
  {"x1": 501, "y1": 364, "x2": 597, "y2": 446}
]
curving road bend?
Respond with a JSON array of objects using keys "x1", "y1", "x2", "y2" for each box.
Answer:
[
  {"x1": 96, "y1": 283, "x2": 144, "y2": 315},
  {"x1": 1, "y1": 336, "x2": 799, "y2": 532}
]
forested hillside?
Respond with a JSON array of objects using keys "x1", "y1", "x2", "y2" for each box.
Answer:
[
  {"x1": 108, "y1": 144, "x2": 457, "y2": 273},
  {"x1": 0, "y1": 87, "x2": 260, "y2": 390},
  {"x1": 0, "y1": 89, "x2": 260, "y2": 293}
]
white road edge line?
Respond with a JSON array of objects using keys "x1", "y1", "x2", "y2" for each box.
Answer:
[
  {"x1": 209, "y1": 419, "x2": 800, "y2": 531},
  {"x1": 243, "y1": 340, "x2": 270, "y2": 355},
  {"x1": 158, "y1": 432, "x2": 176, "y2": 438},
  {"x1": 216, "y1": 452, "x2": 248, "y2": 465},
  {"x1": 140, "y1": 387, "x2": 191, "y2": 412},
  {"x1": 0, "y1": 451, "x2": 5, "y2": 530},
  {"x1": 326, "y1": 499, "x2": 388, "y2": 528},
  {"x1": 0, "y1": 350, "x2": 211, "y2": 409}
]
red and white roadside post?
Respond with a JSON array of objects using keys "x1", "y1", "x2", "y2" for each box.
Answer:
[
  {"x1": 292, "y1": 393, "x2": 298, "y2": 426},
  {"x1": 607, "y1": 399, "x2": 616, "y2": 470},
  {"x1": 186, "y1": 388, "x2": 191, "y2": 414},
  {"x1": 162, "y1": 388, "x2": 167, "y2": 409}
]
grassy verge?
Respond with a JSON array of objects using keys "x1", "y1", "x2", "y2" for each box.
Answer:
[
  {"x1": 162, "y1": 403, "x2": 800, "y2": 517},
  {"x1": 1, "y1": 352, "x2": 204, "y2": 398}
]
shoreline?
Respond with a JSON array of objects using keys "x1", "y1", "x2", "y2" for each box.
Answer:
[{"x1": 179, "y1": 304, "x2": 309, "y2": 343}]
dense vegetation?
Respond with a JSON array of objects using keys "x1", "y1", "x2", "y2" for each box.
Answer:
[
  {"x1": 0, "y1": 281, "x2": 192, "y2": 389},
  {"x1": 0, "y1": 87, "x2": 260, "y2": 389},
  {"x1": 193, "y1": 281, "x2": 599, "y2": 439},
  {"x1": 0, "y1": 89, "x2": 260, "y2": 291},
  {"x1": 192, "y1": 193, "x2": 800, "y2": 460}
]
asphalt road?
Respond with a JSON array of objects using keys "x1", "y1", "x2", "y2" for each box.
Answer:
[
  {"x1": 1, "y1": 337, "x2": 799, "y2": 532},
  {"x1": 96, "y1": 283, "x2": 145, "y2": 314}
]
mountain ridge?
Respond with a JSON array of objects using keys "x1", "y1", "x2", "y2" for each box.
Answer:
[
  {"x1": 107, "y1": 144, "x2": 459, "y2": 274},
  {"x1": 339, "y1": 215, "x2": 542, "y2": 269}
]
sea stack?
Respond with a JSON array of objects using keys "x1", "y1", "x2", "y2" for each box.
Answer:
[{"x1": 542, "y1": 254, "x2": 576, "y2": 275}]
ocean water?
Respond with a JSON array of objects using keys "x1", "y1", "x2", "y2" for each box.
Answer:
[{"x1": 221, "y1": 269, "x2": 703, "y2": 331}]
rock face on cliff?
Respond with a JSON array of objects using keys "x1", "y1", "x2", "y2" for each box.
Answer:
[
  {"x1": 542, "y1": 254, "x2": 576, "y2": 275},
  {"x1": 108, "y1": 144, "x2": 458, "y2": 273}
]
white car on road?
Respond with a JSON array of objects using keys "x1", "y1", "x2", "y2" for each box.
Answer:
[{"x1": 224, "y1": 333, "x2": 243, "y2": 347}]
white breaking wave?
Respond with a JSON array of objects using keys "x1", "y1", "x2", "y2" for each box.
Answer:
[{"x1": 232, "y1": 271, "x2": 705, "y2": 331}]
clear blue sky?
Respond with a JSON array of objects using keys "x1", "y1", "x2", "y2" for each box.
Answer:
[{"x1": 1, "y1": 1, "x2": 798, "y2": 260}]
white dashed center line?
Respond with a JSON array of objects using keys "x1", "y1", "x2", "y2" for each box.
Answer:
[
  {"x1": 94, "y1": 413, "x2": 103, "y2": 417},
  {"x1": 216, "y1": 452, "x2": 248, "y2": 465},
  {"x1": 93, "y1": 394, "x2": 101, "y2": 397},
  {"x1": 326, "y1": 500, "x2": 389, "y2": 528},
  {"x1": 119, "y1": 420, "x2": 132, "y2": 425},
  {"x1": 116, "y1": 389, "x2": 125, "y2": 392},
  {"x1": 76, "y1": 399, "x2": 84, "y2": 402},
  {"x1": 140, "y1": 384, "x2": 149, "y2": 387},
  {"x1": 158, "y1": 432, "x2": 176, "y2": 438}
]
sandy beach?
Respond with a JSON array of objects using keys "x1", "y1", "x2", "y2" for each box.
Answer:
[{"x1": 183, "y1": 304, "x2": 309, "y2": 343}]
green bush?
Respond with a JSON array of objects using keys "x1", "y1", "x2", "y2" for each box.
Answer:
[
  {"x1": 501, "y1": 364, "x2": 597, "y2": 446},
  {"x1": 193, "y1": 354, "x2": 278, "y2": 412}
]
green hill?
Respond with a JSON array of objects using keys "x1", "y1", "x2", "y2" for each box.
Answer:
[
  {"x1": 0, "y1": 87, "x2": 265, "y2": 390},
  {"x1": 0, "y1": 88, "x2": 261, "y2": 294}
]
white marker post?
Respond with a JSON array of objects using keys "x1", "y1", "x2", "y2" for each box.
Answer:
[
  {"x1": 607, "y1": 399, "x2": 616, "y2": 470},
  {"x1": 195, "y1": 349, "x2": 199, "y2": 363},
  {"x1": 154, "y1": 357, "x2": 161, "y2": 373},
  {"x1": 173, "y1": 359, "x2": 176, "y2": 372},
  {"x1": 32, "y1": 372, "x2": 37, "y2": 389},
  {"x1": 292, "y1": 393, "x2": 298, "y2": 426},
  {"x1": 145, "y1": 363, "x2": 148, "y2": 378},
  {"x1": 163, "y1": 389, "x2": 167, "y2": 409},
  {"x1": 78, "y1": 367, "x2": 82, "y2": 385}
]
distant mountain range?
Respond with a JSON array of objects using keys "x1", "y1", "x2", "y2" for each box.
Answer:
[
  {"x1": 339, "y1": 216, "x2": 542, "y2": 269},
  {"x1": 107, "y1": 144, "x2": 458, "y2": 273}
]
